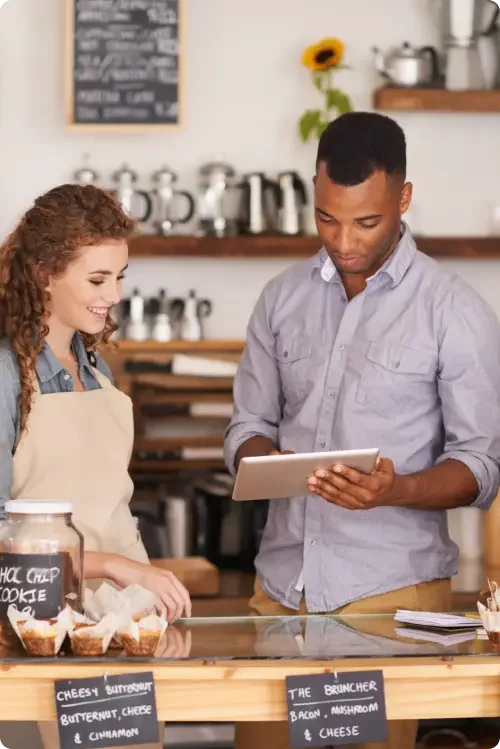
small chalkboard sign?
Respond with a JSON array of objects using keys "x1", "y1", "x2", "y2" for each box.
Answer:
[
  {"x1": 54, "y1": 672, "x2": 159, "y2": 749},
  {"x1": 286, "y1": 670, "x2": 388, "y2": 747},
  {"x1": 66, "y1": 0, "x2": 184, "y2": 131},
  {"x1": 0, "y1": 552, "x2": 64, "y2": 621}
]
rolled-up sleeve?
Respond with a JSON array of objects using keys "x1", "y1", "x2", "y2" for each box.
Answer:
[
  {"x1": 224, "y1": 284, "x2": 283, "y2": 475},
  {"x1": 436, "y1": 299, "x2": 500, "y2": 510},
  {"x1": 0, "y1": 352, "x2": 20, "y2": 515}
]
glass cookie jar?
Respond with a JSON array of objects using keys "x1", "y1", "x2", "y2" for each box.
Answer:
[{"x1": 0, "y1": 500, "x2": 84, "y2": 623}]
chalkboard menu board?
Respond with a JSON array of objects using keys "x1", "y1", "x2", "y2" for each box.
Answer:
[
  {"x1": 55, "y1": 672, "x2": 159, "y2": 749},
  {"x1": 286, "y1": 670, "x2": 388, "y2": 747},
  {"x1": 66, "y1": 0, "x2": 183, "y2": 130}
]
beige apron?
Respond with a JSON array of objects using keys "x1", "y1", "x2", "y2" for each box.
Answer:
[{"x1": 0, "y1": 368, "x2": 162, "y2": 749}]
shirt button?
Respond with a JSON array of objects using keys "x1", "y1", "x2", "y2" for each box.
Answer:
[
  {"x1": 283, "y1": 351, "x2": 289, "y2": 359},
  {"x1": 310, "y1": 539, "x2": 316, "y2": 546},
  {"x1": 393, "y1": 361, "x2": 400, "y2": 369},
  {"x1": 320, "y1": 440, "x2": 326, "y2": 448},
  {"x1": 328, "y1": 391, "x2": 335, "y2": 399},
  {"x1": 338, "y1": 344, "x2": 345, "y2": 351},
  {"x1": 63, "y1": 373, "x2": 70, "y2": 380}
]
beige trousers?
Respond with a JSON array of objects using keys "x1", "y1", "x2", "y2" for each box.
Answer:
[{"x1": 234, "y1": 577, "x2": 452, "y2": 749}]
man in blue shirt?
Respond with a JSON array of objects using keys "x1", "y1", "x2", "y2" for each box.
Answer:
[{"x1": 225, "y1": 112, "x2": 500, "y2": 749}]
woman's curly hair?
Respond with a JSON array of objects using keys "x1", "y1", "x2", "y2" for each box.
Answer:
[{"x1": 0, "y1": 183, "x2": 137, "y2": 438}]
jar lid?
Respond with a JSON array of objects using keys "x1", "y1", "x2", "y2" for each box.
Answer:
[{"x1": 4, "y1": 500, "x2": 73, "y2": 515}]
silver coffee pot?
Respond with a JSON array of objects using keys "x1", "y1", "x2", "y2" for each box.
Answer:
[
  {"x1": 433, "y1": 0, "x2": 499, "y2": 89},
  {"x1": 181, "y1": 290, "x2": 213, "y2": 342},
  {"x1": 197, "y1": 161, "x2": 238, "y2": 237},
  {"x1": 238, "y1": 172, "x2": 279, "y2": 234},
  {"x1": 277, "y1": 171, "x2": 308, "y2": 236},
  {"x1": 112, "y1": 164, "x2": 153, "y2": 223},
  {"x1": 151, "y1": 166, "x2": 195, "y2": 235},
  {"x1": 73, "y1": 154, "x2": 100, "y2": 186}
]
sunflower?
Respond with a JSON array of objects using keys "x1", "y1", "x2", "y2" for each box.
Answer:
[{"x1": 301, "y1": 37, "x2": 345, "y2": 71}]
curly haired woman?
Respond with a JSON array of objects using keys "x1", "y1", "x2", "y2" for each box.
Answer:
[{"x1": 0, "y1": 183, "x2": 188, "y2": 746}]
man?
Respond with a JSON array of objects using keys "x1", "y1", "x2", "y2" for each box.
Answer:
[{"x1": 224, "y1": 112, "x2": 500, "y2": 749}]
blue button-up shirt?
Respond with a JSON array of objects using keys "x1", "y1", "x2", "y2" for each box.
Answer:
[
  {"x1": 0, "y1": 334, "x2": 112, "y2": 510},
  {"x1": 224, "y1": 226, "x2": 500, "y2": 612}
]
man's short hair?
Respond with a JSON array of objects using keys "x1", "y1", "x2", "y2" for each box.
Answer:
[{"x1": 316, "y1": 111, "x2": 407, "y2": 185}]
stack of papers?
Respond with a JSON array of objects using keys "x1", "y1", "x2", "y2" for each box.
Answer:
[
  {"x1": 394, "y1": 609, "x2": 480, "y2": 632},
  {"x1": 395, "y1": 626, "x2": 478, "y2": 646}
]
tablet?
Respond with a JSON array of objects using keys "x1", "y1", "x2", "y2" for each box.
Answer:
[{"x1": 232, "y1": 448, "x2": 380, "y2": 501}]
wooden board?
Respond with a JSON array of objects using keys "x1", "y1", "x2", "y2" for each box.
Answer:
[
  {"x1": 151, "y1": 556, "x2": 220, "y2": 596},
  {"x1": 1, "y1": 657, "x2": 500, "y2": 722},
  {"x1": 134, "y1": 434, "x2": 223, "y2": 451},
  {"x1": 65, "y1": 0, "x2": 184, "y2": 131},
  {"x1": 110, "y1": 339, "x2": 244, "y2": 353},
  {"x1": 130, "y1": 458, "x2": 225, "y2": 472},
  {"x1": 374, "y1": 86, "x2": 500, "y2": 112},
  {"x1": 127, "y1": 233, "x2": 500, "y2": 259},
  {"x1": 128, "y1": 233, "x2": 322, "y2": 257},
  {"x1": 129, "y1": 373, "x2": 234, "y2": 391}
]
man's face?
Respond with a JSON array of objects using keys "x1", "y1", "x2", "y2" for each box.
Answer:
[{"x1": 313, "y1": 162, "x2": 412, "y2": 278}]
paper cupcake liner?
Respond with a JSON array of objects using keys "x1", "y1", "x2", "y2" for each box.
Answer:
[
  {"x1": 8, "y1": 605, "x2": 72, "y2": 657},
  {"x1": 69, "y1": 612, "x2": 118, "y2": 657},
  {"x1": 478, "y1": 601, "x2": 500, "y2": 633},
  {"x1": 83, "y1": 583, "x2": 156, "y2": 622},
  {"x1": 118, "y1": 613, "x2": 168, "y2": 657}
]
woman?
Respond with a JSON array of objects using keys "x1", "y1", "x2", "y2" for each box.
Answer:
[
  {"x1": 0, "y1": 183, "x2": 190, "y2": 747},
  {"x1": 0, "y1": 182, "x2": 191, "y2": 616}
]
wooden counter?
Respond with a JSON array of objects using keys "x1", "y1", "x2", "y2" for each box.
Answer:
[{"x1": 0, "y1": 655, "x2": 499, "y2": 722}]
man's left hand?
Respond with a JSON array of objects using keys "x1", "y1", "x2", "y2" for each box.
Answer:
[{"x1": 307, "y1": 457, "x2": 398, "y2": 510}]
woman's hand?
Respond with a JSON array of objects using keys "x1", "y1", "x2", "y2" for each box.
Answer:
[{"x1": 105, "y1": 555, "x2": 192, "y2": 622}]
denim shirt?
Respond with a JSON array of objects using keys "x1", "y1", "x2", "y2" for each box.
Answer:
[
  {"x1": 224, "y1": 225, "x2": 500, "y2": 612},
  {"x1": 0, "y1": 334, "x2": 113, "y2": 511}
]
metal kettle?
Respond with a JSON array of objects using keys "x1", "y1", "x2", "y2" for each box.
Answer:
[
  {"x1": 73, "y1": 154, "x2": 100, "y2": 186},
  {"x1": 181, "y1": 289, "x2": 213, "y2": 342},
  {"x1": 372, "y1": 41, "x2": 440, "y2": 87},
  {"x1": 276, "y1": 171, "x2": 308, "y2": 236},
  {"x1": 197, "y1": 161, "x2": 238, "y2": 237},
  {"x1": 151, "y1": 166, "x2": 195, "y2": 235},
  {"x1": 238, "y1": 172, "x2": 279, "y2": 234},
  {"x1": 112, "y1": 164, "x2": 153, "y2": 223}
]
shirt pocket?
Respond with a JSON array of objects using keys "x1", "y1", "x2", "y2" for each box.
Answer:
[
  {"x1": 356, "y1": 341, "x2": 435, "y2": 418},
  {"x1": 276, "y1": 334, "x2": 312, "y2": 406}
]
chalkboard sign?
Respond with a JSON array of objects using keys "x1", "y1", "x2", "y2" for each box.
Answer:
[
  {"x1": 55, "y1": 672, "x2": 159, "y2": 749},
  {"x1": 0, "y1": 552, "x2": 64, "y2": 621},
  {"x1": 66, "y1": 0, "x2": 183, "y2": 130},
  {"x1": 286, "y1": 670, "x2": 388, "y2": 747}
]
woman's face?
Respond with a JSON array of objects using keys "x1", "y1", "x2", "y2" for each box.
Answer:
[{"x1": 47, "y1": 240, "x2": 128, "y2": 335}]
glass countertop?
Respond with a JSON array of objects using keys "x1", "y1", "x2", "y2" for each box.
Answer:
[{"x1": 1, "y1": 614, "x2": 495, "y2": 662}]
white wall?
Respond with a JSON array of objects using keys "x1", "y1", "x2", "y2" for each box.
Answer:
[{"x1": 1, "y1": 0, "x2": 500, "y2": 337}]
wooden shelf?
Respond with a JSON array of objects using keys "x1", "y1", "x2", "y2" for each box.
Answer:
[
  {"x1": 417, "y1": 236, "x2": 500, "y2": 258},
  {"x1": 129, "y1": 233, "x2": 321, "y2": 258},
  {"x1": 129, "y1": 233, "x2": 500, "y2": 260},
  {"x1": 374, "y1": 86, "x2": 500, "y2": 112},
  {"x1": 135, "y1": 435, "x2": 223, "y2": 451},
  {"x1": 130, "y1": 458, "x2": 225, "y2": 472},
  {"x1": 115, "y1": 339, "x2": 244, "y2": 352}
]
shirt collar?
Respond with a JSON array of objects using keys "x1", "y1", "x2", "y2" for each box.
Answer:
[
  {"x1": 36, "y1": 333, "x2": 94, "y2": 383},
  {"x1": 314, "y1": 222, "x2": 417, "y2": 289}
]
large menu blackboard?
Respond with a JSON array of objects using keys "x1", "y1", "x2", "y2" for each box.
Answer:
[{"x1": 68, "y1": 0, "x2": 182, "y2": 129}]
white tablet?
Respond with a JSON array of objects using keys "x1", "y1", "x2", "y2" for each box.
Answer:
[{"x1": 232, "y1": 448, "x2": 380, "y2": 501}]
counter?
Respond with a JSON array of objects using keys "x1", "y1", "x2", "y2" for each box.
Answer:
[{"x1": 0, "y1": 613, "x2": 498, "y2": 723}]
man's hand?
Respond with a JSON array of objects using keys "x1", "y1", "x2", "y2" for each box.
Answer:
[{"x1": 307, "y1": 457, "x2": 397, "y2": 510}]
